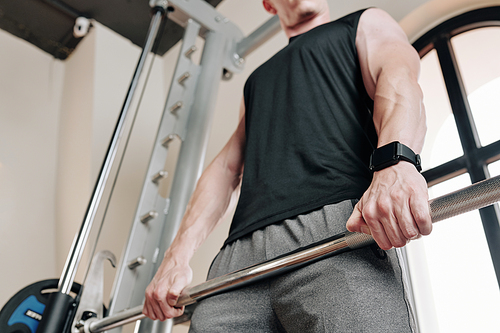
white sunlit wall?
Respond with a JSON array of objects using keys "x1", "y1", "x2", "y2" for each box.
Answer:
[{"x1": 406, "y1": 26, "x2": 500, "y2": 332}]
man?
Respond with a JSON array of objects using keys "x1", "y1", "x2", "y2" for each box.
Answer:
[{"x1": 143, "y1": 1, "x2": 432, "y2": 331}]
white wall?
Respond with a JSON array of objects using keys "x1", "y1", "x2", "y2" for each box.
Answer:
[
  {"x1": 0, "y1": 17, "x2": 167, "y2": 313},
  {"x1": 0, "y1": 28, "x2": 63, "y2": 305}
]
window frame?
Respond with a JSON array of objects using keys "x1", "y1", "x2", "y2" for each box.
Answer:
[{"x1": 413, "y1": 6, "x2": 500, "y2": 287}]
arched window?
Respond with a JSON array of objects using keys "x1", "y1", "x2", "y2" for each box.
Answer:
[{"x1": 407, "y1": 6, "x2": 500, "y2": 332}]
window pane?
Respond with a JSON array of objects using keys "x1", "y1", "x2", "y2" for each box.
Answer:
[
  {"x1": 428, "y1": 172, "x2": 470, "y2": 199},
  {"x1": 488, "y1": 159, "x2": 500, "y2": 177},
  {"x1": 419, "y1": 49, "x2": 463, "y2": 170},
  {"x1": 452, "y1": 27, "x2": 500, "y2": 146},
  {"x1": 407, "y1": 174, "x2": 500, "y2": 332}
]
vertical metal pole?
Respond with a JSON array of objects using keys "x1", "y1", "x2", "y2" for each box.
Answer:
[
  {"x1": 36, "y1": 8, "x2": 167, "y2": 333},
  {"x1": 58, "y1": 8, "x2": 164, "y2": 296},
  {"x1": 138, "y1": 30, "x2": 227, "y2": 333}
]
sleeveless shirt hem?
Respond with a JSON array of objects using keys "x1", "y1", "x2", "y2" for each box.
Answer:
[{"x1": 223, "y1": 192, "x2": 362, "y2": 246}]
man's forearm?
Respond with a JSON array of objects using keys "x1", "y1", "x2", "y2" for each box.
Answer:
[
  {"x1": 348, "y1": 8, "x2": 432, "y2": 249},
  {"x1": 166, "y1": 161, "x2": 241, "y2": 262},
  {"x1": 164, "y1": 115, "x2": 245, "y2": 263},
  {"x1": 372, "y1": 65, "x2": 426, "y2": 151},
  {"x1": 356, "y1": 8, "x2": 426, "y2": 150},
  {"x1": 143, "y1": 115, "x2": 245, "y2": 321}
]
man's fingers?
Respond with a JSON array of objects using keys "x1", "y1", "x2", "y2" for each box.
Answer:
[
  {"x1": 143, "y1": 282, "x2": 185, "y2": 321},
  {"x1": 167, "y1": 293, "x2": 179, "y2": 307},
  {"x1": 393, "y1": 200, "x2": 420, "y2": 240},
  {"x1": 144, "y1": 286, "x2": 159, "y2": 320},
  {"x1": 357, "y1": 198, "x2": 396, "y2": 249},
  {"x1": 346, "y1": 203, "x2": 371, "y2": 234},
  {"x1": 366, "y1": 217, "x2": 395, "y2": 250},
  {"x1": 143, "y1": 290, "x2": 185, "y2": 321},
  {"x1": 147, "y1": 300, "x2": 163, "y2": 321},
  {"x1": 348, "y1": 202, "x2": 394, "y2": 250},
  {"x1": 168, "y1": 274, "x2": 190, "y2": 306},
  {"x1": 152, "y1": 293, "x2": 168, "y2": 321},
  {"x1": 159, "y1": 296, "x2": 181, "y2": 320},
  {"x1": 411, "y1": 197, "x2": 432, "y2": 236},
  {"x1": 142, "y1": 301, "x2": 155, "y2": 320}
]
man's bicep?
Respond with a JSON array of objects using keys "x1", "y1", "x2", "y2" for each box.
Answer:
[
  {"x1": 219, "y1": 98, "x2": 246, "y2": 178},
  {"x1": 356, "y1": 8, "x2": 420, "y2": 98}
]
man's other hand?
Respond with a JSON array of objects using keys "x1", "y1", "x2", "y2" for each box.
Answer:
[{"x1": 143, "y1": 252, "x2": 193, "y2": 321}]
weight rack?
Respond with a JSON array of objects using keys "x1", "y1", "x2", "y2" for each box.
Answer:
[{"x1": 2, "y1": 1, "x2": 282, "y2": 333}]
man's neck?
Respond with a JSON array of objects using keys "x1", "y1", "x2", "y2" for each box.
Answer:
[{"x1": 283, "y1": 10, "x2": 330, "y2": 39}]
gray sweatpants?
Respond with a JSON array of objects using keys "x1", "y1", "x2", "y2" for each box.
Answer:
[{"x1": 189, "y1": 200, "x2": 416, "y2": 332}]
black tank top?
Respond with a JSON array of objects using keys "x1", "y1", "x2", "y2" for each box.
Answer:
[{"x1": 225, "y1": 9, "x2": 377, "y2": 245}]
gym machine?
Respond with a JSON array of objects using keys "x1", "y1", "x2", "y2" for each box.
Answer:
[
  {"x1": 0, "y1": 0, "x2": 280, "y2": 332},
  {"x1": 1, "y1": 1, "x2": 500, "y2": 333}
]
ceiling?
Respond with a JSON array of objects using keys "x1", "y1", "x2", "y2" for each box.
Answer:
[{"x1": 0, "y1": 0, "x2": 222, "y2": 60}]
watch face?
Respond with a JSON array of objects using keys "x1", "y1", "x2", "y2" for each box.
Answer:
[{"x1": 370, "y1": 142, "x2": 397, "y2": 171}]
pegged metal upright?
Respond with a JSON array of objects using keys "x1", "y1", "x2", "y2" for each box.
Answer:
[{"x1": 105, "y1": 1, "x2": 248, "y2": 332}]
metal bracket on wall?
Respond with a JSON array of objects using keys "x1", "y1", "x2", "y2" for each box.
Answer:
[{"x1": 72, "y1": 251, "x2": 116, "y2": 333}]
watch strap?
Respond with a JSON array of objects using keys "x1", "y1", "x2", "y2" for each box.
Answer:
[{"x1": 369, "y1": 141, "x2": 422, "y2": 172}]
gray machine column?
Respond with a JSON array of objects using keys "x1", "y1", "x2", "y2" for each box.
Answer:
[
  {"x1": 107, "y1": 19, "x2": 204, "y2": 322},
  {"x1": 103, "y1": 1, "x2": 281, "y2": 332},
  {"x1": 138, "y1": 29, "x2": 228, "y2": 333}
]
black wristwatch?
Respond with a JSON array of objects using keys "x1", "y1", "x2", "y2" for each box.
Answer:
[{"x1": 369, "y1": 141, "x2": 422, "y2": 172}]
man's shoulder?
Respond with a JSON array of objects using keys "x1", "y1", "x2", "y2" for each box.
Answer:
[
  {"x1": 356, "y1": 8, "x2": 399, "y2": 34},
  {"x1": 335, "y1": 8, "x2": 372, "y2": 25},
  {"x1": 301, "y1": 8, "x2": 370, "y2": 39}
]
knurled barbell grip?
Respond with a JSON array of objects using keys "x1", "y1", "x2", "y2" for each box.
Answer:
[
  {"x1": 345, "y1": 174, "x2": 500, "y2": 250},
  {"x1": 429, "y1": 174, "x2": 500, "y2": 223},
  {"x1": 344, "y1": 231, "x2": 375, "y2": 250}
]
